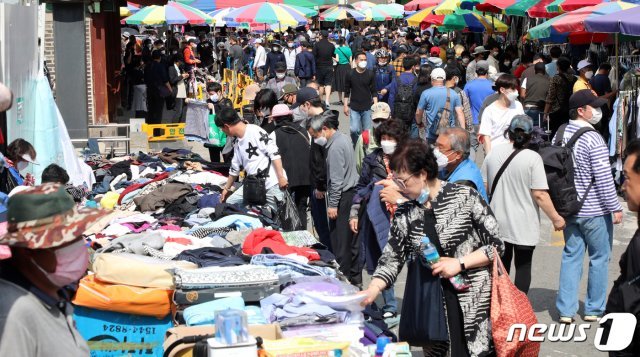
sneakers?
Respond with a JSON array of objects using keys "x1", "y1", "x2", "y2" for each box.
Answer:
[
  {"x1": 383, "y1": 312, "x2": 400, "y2": 328},
  {"x1": 583, "y1": 315, "x2": 600, "y2": 322},
  {"x1": 559, "y1": 316, "x2": 574, "y2": 324}
]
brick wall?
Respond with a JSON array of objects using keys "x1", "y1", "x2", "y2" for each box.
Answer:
[{"x1": 43, "y1": 11, "x2": 56, "y2": 97}]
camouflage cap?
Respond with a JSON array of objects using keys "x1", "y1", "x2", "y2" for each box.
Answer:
[{"x1": 0, "y1": 183, "x2": 108, "y2": 249}]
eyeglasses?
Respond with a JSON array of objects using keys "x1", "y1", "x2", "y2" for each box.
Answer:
[{"x1": 392, "y1": 173, "x2": 415, "y2": 190}]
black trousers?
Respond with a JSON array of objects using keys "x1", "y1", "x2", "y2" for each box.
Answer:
[
  {"x1": 289, "y1": 185, "x2": 310, "y2": 231},
  {"x1": 502, "y1": 241, "x2": 536, "y2": 294},
  {"x1": 146, "y1": 90, "x2": 164, "y2": 125},
  {"x1": 329, "y1": 188, "x2": 361, "y2": 285},
  {"x1": 549, "y1": 110, "x2": 569, "y2": 140}
]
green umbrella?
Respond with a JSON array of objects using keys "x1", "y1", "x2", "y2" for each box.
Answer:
[
  {"x1": 282, "y1": 0, "x2": 337, "y2": 10},
  {"x1": 504, "y1": 0, "x2": 542, "y2": 16}
]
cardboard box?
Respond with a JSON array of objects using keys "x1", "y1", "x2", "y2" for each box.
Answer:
[
  {"x1": 73, "y1": 306, "x2": 173, "y2": 357},
  {"x1": 163, "y1": 324, "x2": 283, "y2": 357}
]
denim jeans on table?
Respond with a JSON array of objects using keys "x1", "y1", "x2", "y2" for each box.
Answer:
[
  {"x1": 349, "y1": 109, "x2": 372, "y2": 145},
  {"x1": 226, "y1": 184, "x2": 284, "y2": 213},
  {"x1": 556, "y1": 214, "x2": 613, "y2": 318}
]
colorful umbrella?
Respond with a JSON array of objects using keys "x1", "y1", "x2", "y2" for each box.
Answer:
[
  {"x1": 441, "y1": 11, "x2": 509, "y2": 32},
  {"x1": 475, "y1": 0, "x2": 516, "y2": 13},
  {"x1": 282, "y1": 0, "x2": 339, "y2": 10},
  {"x1": 175, "y1": 0, "x2": 215, "y2": 13},
  {"x1": 528, "y1": 1, "x2": 637, "y2": 39},
  {"x1": 222, "y1": 3, "x2": 312, "y2": 26},
  {"x1": 363, "y1": 6, "x2": 393, "y2": 21},
  {"x1": 120, "y1": 2, "x2": 140, "y2": 17},
  {"x1": 124, "y1": 1, "x2": 213, "y2": 25},
  {"x1": 352, "y1": 1, "x2": 376, "y2": 10},
  {"x1": 460, "y1": 0, "x2": 483, "y2": 10},
  {"x1": 406, "y1": 5, "x2": 444, "y2": 26},
  {"x1": 545, "y1": 0, "x2": 606, "y2": 13},
  {"x1": 433, "y1": 0, "x2": 461, "y2": 14},
  {"x1": 585, "y1": 5, "x2": 640, "y2": 35},
  {"x1": 505, "y1": 0, "x2": 558, "y2": 17},
  {"x1": 319, "y1": 5, "x2": 366, "y2": 21},
  {"x1": 405, "y1": 0, "x2": 444, "y2": 11},
  {"x1": 208, "y1": 7, "x2": 240, "y2": 27},
  {"x1": 377, "y1": 4, "x2": 407, "y2": 16}
]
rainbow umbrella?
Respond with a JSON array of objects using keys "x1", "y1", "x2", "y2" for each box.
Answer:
[
  {"x1": 546, "y1": 0, "x2": 607, "y2": 13},
  {"x1": 433, "y1": 0, "x2": 461, "y2": 14},
  {"x1": 505, "y1": 0, "x2": 558, "y2": 17},
  {"x1": 528, "y1": 1, "x2": 637, "y2": 39},
  {"x1": 460, "y1": 0, "x2": 483, "y2": 10},
  {"x1": 120, "y1": 2, "x2": 141, "y2": 17},
  {"x1": 377, "y1": 4, "x2": 407, "y2": 16},
  {"x1": 319, "y1": 5, "x2": 366, "y2": 21},
  {"x1": 405, "y1": 0, "x2": 444, "y2": 11},
  {"x1": 440, "y1": 10, "x2": 509, "y2": 32},
  {"x1": 362, "y1": 4, "x2": 405, "y2": 20},
  {"x1": 406, "y1": 5, "x2": 444, "y2": 26},
  {"x1": 282, "y1": 0, "x2": 338, "y2": 9},
  {"x1": 124, "y1": 1, "x2": 213, "y2": 25},
  {"x1": 352, "y1": 1, "x2": 376, "y2": 10},
  {"x1": 175, "y1": 0, "x2": 215, "y2": 13},
  {"x1": 208, "y1": 7, "x2": 240, "y2": 27},
  {"x1": 223, "y1": 3, "x2": 313, "y2": 26}
]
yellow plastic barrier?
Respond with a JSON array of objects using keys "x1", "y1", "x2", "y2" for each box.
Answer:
[{"x1": 141, "y1": 123, "x2": 185, "y2": 142}]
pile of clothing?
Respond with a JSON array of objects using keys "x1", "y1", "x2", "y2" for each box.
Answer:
[{"x1": 71, "y1": 148, "x2": 366, "y2": 355}]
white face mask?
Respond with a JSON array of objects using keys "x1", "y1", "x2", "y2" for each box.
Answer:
[
  {"x1": 272, "y1": 47, "x2": 279, "y2": 52},
  {"x1": 433, "y1": 148, "x2": 449, "y2": 169},
  {"x1": 288, "y1": 43, "x2": 294, "y2": 48},
  {"x1": 462, "y1": 58, "x2": 470, "y2": 64},
  {"x1": 209, "y1": 93, "x2": 219, "y2": 102},
  {"x1": 588, "y1": 107, "x2": 603, "y2": 125},
  {"x1": 314, "y1": 135, "x2": 328, "y2": 146},
  {"x1": 16, "y1": 161, "x2": 28, "y2": 172},
  {"x1": 372, "y1": 120, "x2": 383, "y2": 129},
  {"x1": 358, "y1": 60, "x2": 367, "y2": 69},
  {"x1": 504, "y1": 61, "x2": 511, "y2": 67},
  {"x1": 378, "y1": 61, "x2": 388, "y2": 66},
  {"x1": 505, "y1": 90, "x2": 519, "y2": 103},
  {"x1": 492, "y1": 51, "x2": 499, "y2": 57},
  {"x1": 584, "y1": 71, "x2": 594, "y2": 79},
  {"x1": 276, "y1": 73, "x2": 286, "y2": 79},
  {"x1": 33, "y1": 239, "x2": 89, "y2": 288},
  {"x1": 380, "y1": 140, "x2": 397, "y2": 155}
]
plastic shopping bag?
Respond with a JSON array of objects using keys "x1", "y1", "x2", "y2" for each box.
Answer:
[
  {"x1": 208, "y1": 114, "x2": 227, "y2": 147},
  {"x1": 278, "y1": 190, "x2": 302, "y2": 232}
]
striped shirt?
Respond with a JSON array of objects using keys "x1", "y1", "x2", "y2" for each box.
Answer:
[{"x1": 553, "y1": 120, "x2": 622, "y2": 217}]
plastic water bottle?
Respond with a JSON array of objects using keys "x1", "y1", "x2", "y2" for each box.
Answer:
[
  {"x1": 375, "y1": 336, "x2": 390, "y2": 356},
  {"x1": 421, "y1": 236, "x2": 440, "y2": 266}
]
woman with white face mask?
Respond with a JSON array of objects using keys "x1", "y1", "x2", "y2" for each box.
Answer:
[
  {"x1": 348, "y1": 119, "x2": 408, "y2": 322},
  {"x1": 3, "y1": 138, "x2": 37, "y2": 190},
  {"x1": 478, "y1": 73, "x2": 524, "y2": 154}
]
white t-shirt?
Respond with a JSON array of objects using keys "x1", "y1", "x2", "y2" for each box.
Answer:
[
  {"x1": 230, "y1": 124, "x2": 284, "y2": 189},
  {"x1": 478, "y1": 100, "x2": 524, "y2": 148},
  {"x1": 481, "y1": 143, "x2": 549, "y2": 246},
  {"x1": 254, "y1": 46, "x2": 267, "y2": 68}
]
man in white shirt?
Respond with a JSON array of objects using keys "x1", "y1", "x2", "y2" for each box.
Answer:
[
  {"x1": 282, "y1": 37, "x2": 300, "y2": 78},
  {"x1": 253, "y1": 38, "x2": 267, "y2": 81},
  {"x1": 216, "y1": 107, "x2": 288, "y2": 211},
  {"x1": 478, "y1": 74, "x2": 524, "y2": 153}
]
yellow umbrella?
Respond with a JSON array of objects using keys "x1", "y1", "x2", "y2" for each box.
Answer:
[{"x1": 433, "y1": 0, "x2": 462, "y2": 15}]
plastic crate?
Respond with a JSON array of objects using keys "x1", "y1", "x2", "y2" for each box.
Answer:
[{"x1": 141, "y1": 123, "x2": 185, "y2": 142}]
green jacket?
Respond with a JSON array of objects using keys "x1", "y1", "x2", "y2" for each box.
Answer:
[{"x1": 355, "y1": 128, "x2": 379, "y2": 174}]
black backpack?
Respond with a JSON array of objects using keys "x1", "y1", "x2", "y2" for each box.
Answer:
[
  {"x1": 538, "y1": 124, "x2": 595, "y2": 218},
  {"x1": 393, "y1": 78, "x2": 417, "y2": 126}
]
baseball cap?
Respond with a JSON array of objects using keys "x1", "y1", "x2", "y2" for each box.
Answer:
[
  {"x1": 431, "y1": 68, "x2": 446, "y2": 80},
  {"x1": 243, "y1": 84, "x2": 261, "y2": 101},
  {"x1": 279, "y1": 83, "x2": 298, "y2": 100},
  {"x1": 371, "y1": 102, "x2": 391, "y2": 120},
  {"x1": 472, "y1": 46, "x2": 488, "y2": 56},
  {"x1": 509, "y1": 115, "x2": 534, "y2": 134},
  {"x1": 275, "y1": 62, "x2": 287, "y2": 72},
  {"x1": 271, "y1": 104, "x2": 292, "y2": 118},
  {"x1": 397, "y1": 45, "x2": 409, "y2": 54},
  {"x1": 292, "y1": 87, "x2": 319, "y2": 109},
  {"x1": 430, "y1": 47, "x2": 441, "y2": 56},
  {"x1": 577, "y1": 59, "x2": 592, "y2": 71},
  {"x1": 255, "y1": 38, "x2": 263, "y2": 44},
  {"x1": 569, "y1": 89, "x2": 607, "y2": 110},
  {"x1": 476, "y1": 60, "x2": 489, "y2": 71},
  {"x1": 123, "y1": 31, "x2": 131, "y2": 38}
]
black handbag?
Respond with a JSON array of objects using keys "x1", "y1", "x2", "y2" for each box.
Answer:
[
  {"x1": 243, "y1": 159, "x2": 271, "y2": 206},
  {"x1": 398, "y1": 210, "x2": 449, "y2": 345}
]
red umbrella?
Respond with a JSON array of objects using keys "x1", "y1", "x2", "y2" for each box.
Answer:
[{"x1": 404, "y1": 0, "x2": 443, "y2": 11}]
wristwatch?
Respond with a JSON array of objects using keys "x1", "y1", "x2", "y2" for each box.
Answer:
[{"x1": 459, "y1": 258, "x2": 466, "y2": 271}]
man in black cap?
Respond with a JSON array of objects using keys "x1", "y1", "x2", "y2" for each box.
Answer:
[
  {"x1": 266, "y1": 62, "x2": 297, "y2": 94},
  {"x1": 554, "y1": 89, "x2": 623, "y2": 324},
  {"x1": 313, "y1": 30, "x2": 336, "y2": 107},
  {"x1": 265, "y1": 42, "x2": 286, "y2": 80}
]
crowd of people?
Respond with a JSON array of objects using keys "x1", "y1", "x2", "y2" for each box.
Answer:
[{"x1": 0, "y1": 21, "x2": 637, "y2": 357}]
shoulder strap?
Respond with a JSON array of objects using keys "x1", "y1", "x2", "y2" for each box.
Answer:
[
  {"x1": 553, "y1": 124, "x2": 568, "y2": 146},
  {"x1": 489, "y1": 149, "x2": 523, "y2": 201},
  {"x1": 281, "y1": 125, "x2": 311, "y2": 145},
  {"x1": 565, "y1": 126, "x2": 595, "y2": 149},
  {"x1": 445, "y1": 88, "x2": 451, "y2": 111}
]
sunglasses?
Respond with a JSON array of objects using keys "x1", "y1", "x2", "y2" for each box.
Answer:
[{"x1": 392, "y1": 173, "x2": 415, "y2": 190}]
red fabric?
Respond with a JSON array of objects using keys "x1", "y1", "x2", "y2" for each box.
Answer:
[
  {"x1": 514, "y1": 64, "x2": 527, "y2": 79},
  {"x1": 117, "y1": 172, "x2": 169, "y2": 205},
  {"x1": 183, "y1": 47, "x2": 197, "y2": 65},
  {"x1": 362, "y1": 130, "x2": 370, "y2": 146},
  {"x1": 242, "y1": 228, "x2": 320, "y2": 261}
]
